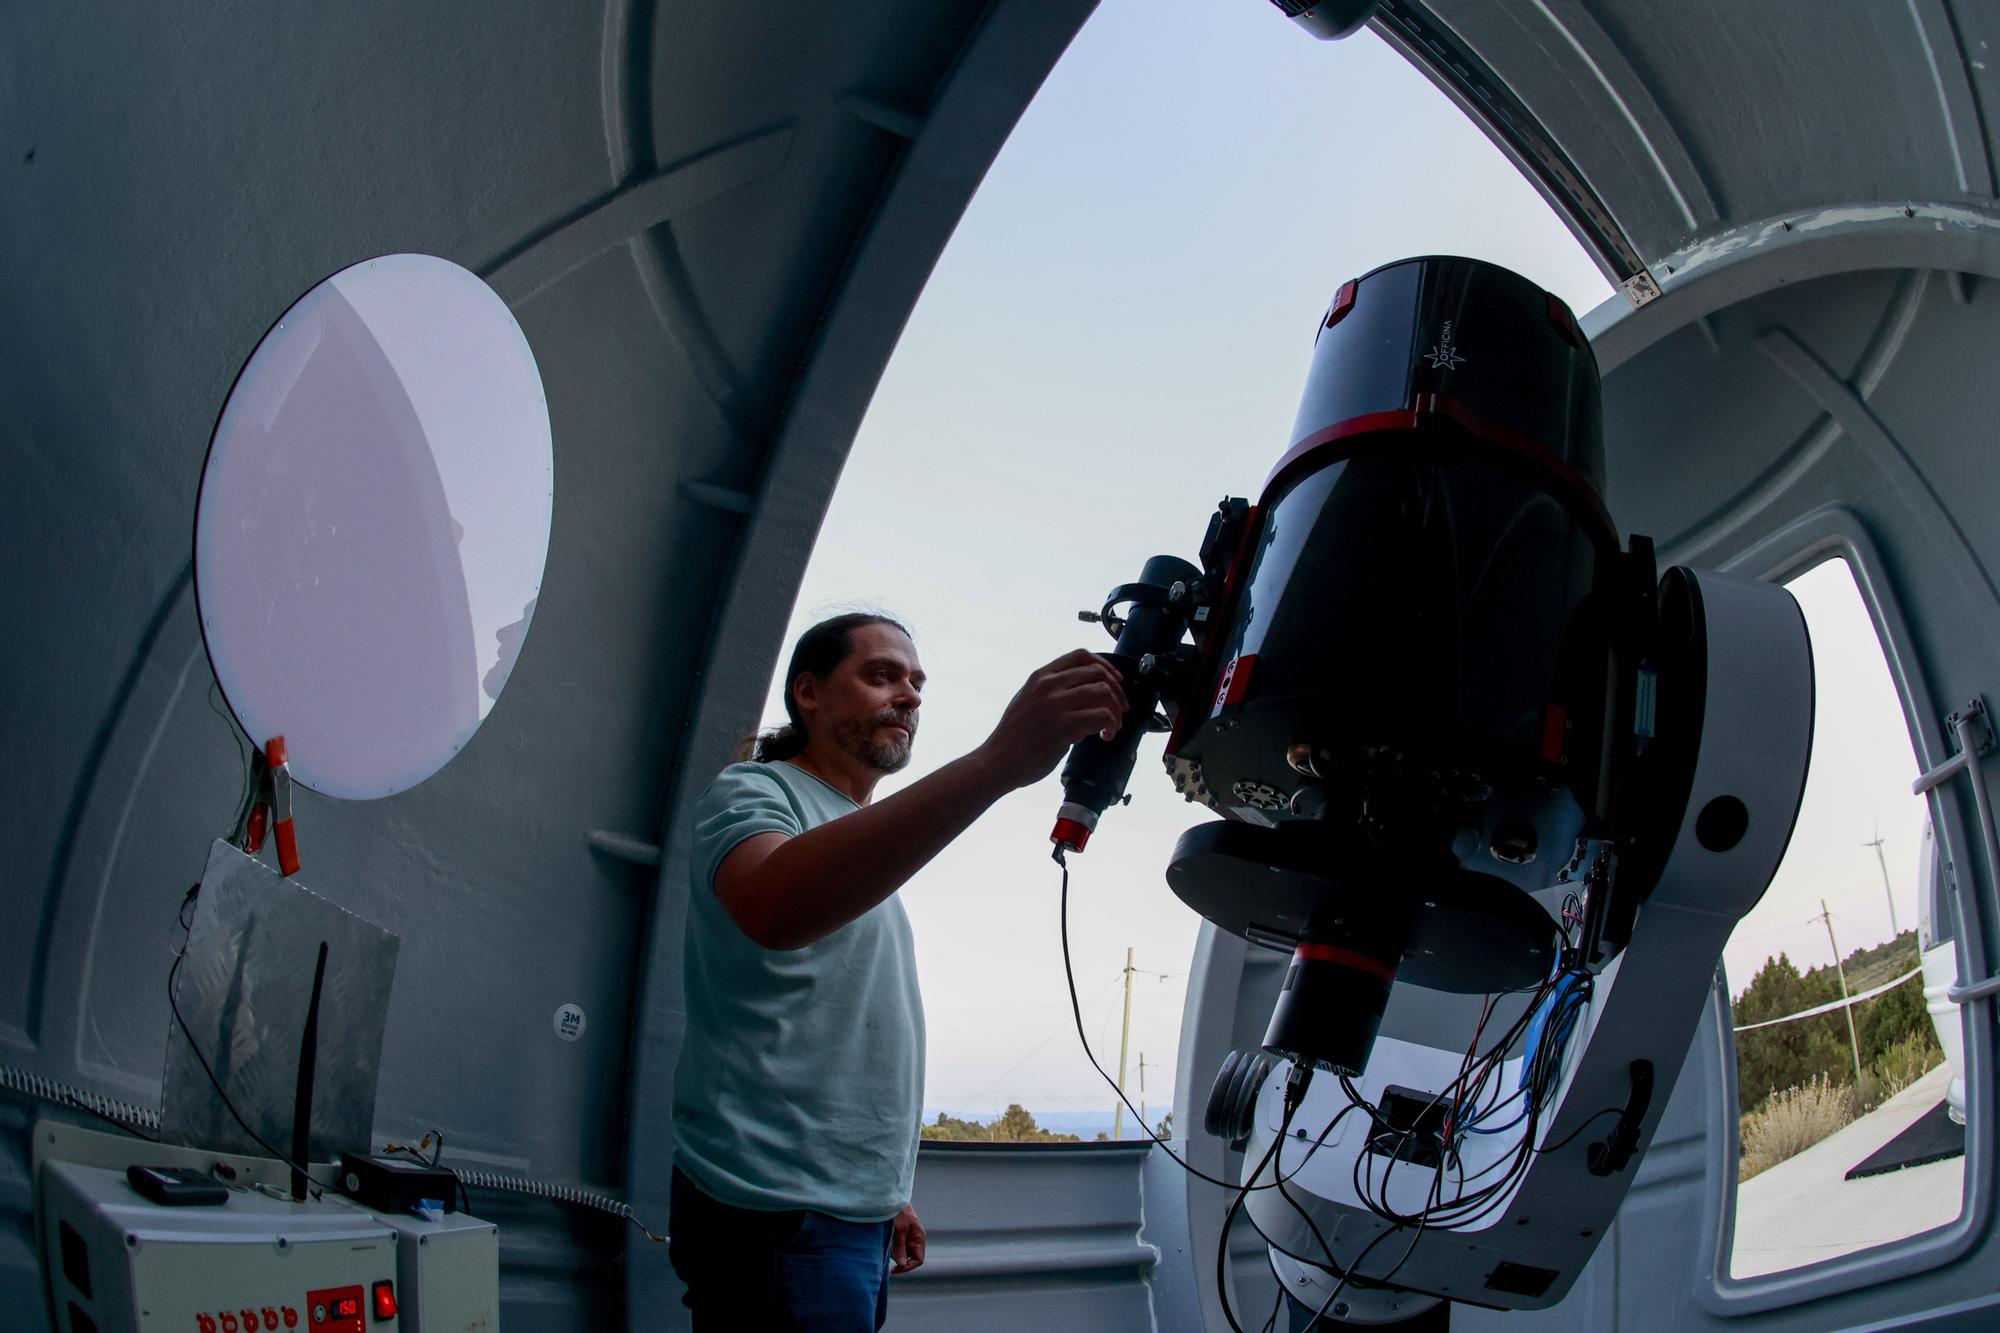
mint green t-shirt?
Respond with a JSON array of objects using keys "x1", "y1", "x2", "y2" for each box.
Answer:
[{"x1": 671, "y1": 761, "x2": 926, "y2": 1221}]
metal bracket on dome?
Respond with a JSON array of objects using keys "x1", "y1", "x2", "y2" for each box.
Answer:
[
  {"x1": 1914, "y1": 697, "x2": 1993, "y2": 795},
  {"x1": 1910, "y1": 698, "x2": 2000, "y2": 1004}
]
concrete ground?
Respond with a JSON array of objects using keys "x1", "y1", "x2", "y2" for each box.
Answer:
[{"x1": 1730, "y1": 1064, "x2": 1962, "y2": 1278}]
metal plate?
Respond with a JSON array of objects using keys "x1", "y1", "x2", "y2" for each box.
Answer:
[{"x1": 161, "y1": 840, "x2": 400, "y2": 1160}]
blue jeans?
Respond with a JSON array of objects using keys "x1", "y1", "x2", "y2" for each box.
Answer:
[{"x1": 669, "y1": 1167, "x2": 894, "y2": 1331}]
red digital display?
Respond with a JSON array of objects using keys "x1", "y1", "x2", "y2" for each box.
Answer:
[{"x1": 305, "y1": 1285, "x2": 366, "y2": 1333}]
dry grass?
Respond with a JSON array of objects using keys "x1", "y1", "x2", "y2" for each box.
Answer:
[
  {"x1": 1861, "y1": 1033, "x2": 1942, "y2": 1108},
  {"x1": 1737, "y1": 1040, "x2": 1948, "y2": 1182},
  {"x1": 1739, "y1": 1075, "x2": 1859, "y2": 1182}
]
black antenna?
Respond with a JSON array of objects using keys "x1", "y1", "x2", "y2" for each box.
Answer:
[{"x1": 292, "y1": 941, "x2": 330, "y2": 1201}]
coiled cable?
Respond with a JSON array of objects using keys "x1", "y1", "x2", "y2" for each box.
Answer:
[
  {"x1": 0, "y1": 1061, "x2": 164, "y2": 1136},
  {"x1": 455, "y1": 1167, "x2": 667, "y2": 1243}
]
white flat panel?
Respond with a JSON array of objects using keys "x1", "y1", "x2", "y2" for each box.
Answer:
[{"x1": 194, "y1": 254, "x2": 553, "y2": 799}]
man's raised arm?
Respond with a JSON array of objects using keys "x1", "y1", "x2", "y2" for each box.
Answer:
[{"x1": 715, "y1": 650, "x2": 1126, "y2": 950}]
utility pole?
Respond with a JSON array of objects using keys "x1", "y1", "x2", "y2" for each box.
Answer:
[
  {"x1": 1138, "y1": 1052, "x2": 1148, "y2": 1137},
  {"x1": 1865, "y1": 829, "x2": 1901, "y2": 937},
  {"x1": 1114, "y1": 947, "x2": 1135, "y2": 1140},
  {"x1": 1821, "y1": 899, "x2": 1866, "y2": 1088}
]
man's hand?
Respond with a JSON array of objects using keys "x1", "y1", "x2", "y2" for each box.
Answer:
[
  {"x1": 974, "y1": 649, "x2": 1130, "y2": 791},
  {"x1": 890, "y1": 1203, "x2": 926, "y2": 1274}
]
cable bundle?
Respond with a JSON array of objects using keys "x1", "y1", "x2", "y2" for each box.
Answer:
[
  {"x1": 1053, "y1": 854, "x2": 1621, "y2": 1329},
  {"x1": 1336, "y1": 889, "x2": 1610, "y2": 1236}
]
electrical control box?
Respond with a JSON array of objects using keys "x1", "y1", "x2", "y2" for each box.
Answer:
[
  {"x1": 35, "y1": 1124, "x2": 499, "y2": 1333},
  {"x1": 373, "y1": 1211, "x2": 498, "y2": 1333},
  {"x1": 41, "y1": 1159, "x2": 399, "y2": 1332}
]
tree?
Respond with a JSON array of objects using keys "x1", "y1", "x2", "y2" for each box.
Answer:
[
  {"x1": 1732, "y1": 939, "x2": 1940, "y2": 1112},
  {"x1": 989, "y1": 1104, "x2": 1079, "y2": 1142},
  {"x1": 920, "y1": 1111, "x2": 991, "y2": 1142},
  {"x1": 991, "y1": 1104, "x2": 1040, "y2": 1140},
  {"x1": 918, "y1": 1105, "x2": 1081, "y2": 1143}
]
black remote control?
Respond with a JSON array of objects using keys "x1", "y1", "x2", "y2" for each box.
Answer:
[{"x1": 126, "y1": 1165, "x2": 229, "y2": 1206}]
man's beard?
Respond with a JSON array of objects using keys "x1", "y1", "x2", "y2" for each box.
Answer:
[{"x1": 833, "y1": 708, "x2": 916, "y2": 773}]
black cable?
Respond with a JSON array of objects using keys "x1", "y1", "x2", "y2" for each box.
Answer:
[
  {"x1": 1352, "y1": 1099, "x2": 1433, "y2": 1228},
  {"x1": 1240, "y1": 1197, "x2": 1352, "y2": 1273},
  {"x1": 1354, "y1": 1200, "x2": 1434, "y2": 1305},
  {"x1": 1534, "y1": 1105, "x2": 1626, "y2": 1156},
  {"x1": 1056, "y1": 849, "x2": 1300, "y2": 1194},
  {"x1": 209, "y1": 681, "x2": 251, "y2": 818},
  {"x1": 426, "y1": 1132, "x2": 475, "y2": 1215},
  {"x1": 382, "y1": 1140, "x2": 471, "y2": 1214},
  {"x1": 1056, "y1": 848, "x2": 1610, "y2": 1296},
  {"x1": 1375, "y1": 1160, "x2": 1446, "y2": 1292},
  {"x1": 1277, "y1": 1171, "x2": 1337, "y2": 1276},
  {"x1": 167, "y1": 891, "x2": 329, "y2": 1195},
  {"x1": 1267, "y1": 1099, "x2": 1358, "y2": 1188},
  {"x1": 1359, "y1": 1085, "x2": 1517, "y2": 1231},
  {"x1": 1217, "y1": 1114, "x2": 1289, "y2": 1333},
  {"x1": 1335, "y1": 955, "x2": 1604, "y2": 1236},
  {"x1": 1229, "y1": 1107, "x2": 1381, "y2": 1279},
  {"x1": 1304, "y1": 1152, "x2": 1442, "y2": 1325},
  {"x1": 1404, "y1": 1056, "x2": 1617, "y2": 1232},
  {"x1": 1057, "y1": 851, "x2": 1338, "y2": 1326},
  {"x1": 1302, "y1": 1218, "x2": 1407, "y2": 1325}
]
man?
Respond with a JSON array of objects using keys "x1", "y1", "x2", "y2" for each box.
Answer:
[{"x1": 669, "y1": 612, "x2": 1128, "y2": 1330}]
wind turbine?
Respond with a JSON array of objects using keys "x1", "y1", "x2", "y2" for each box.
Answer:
[{"x1": 1865, "y1": 820, "x2": 1901, "y2": 937}]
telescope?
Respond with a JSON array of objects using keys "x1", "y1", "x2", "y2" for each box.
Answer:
[{"x1": 1052, "y1": 255, "x2": 1812, "y2": 1318}]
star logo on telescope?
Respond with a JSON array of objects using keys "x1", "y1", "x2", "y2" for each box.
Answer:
[{"x1": 1425, "y1": 319, "x2": 1465, "y2": 371}]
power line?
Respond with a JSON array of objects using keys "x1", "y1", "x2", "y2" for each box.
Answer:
[
  {"x1": 1731, "y1": 912, "x2": 1827, "y2": 945},
  {"x1": 947, "y1": 972, "x2": 1123, "y2": 1117}
]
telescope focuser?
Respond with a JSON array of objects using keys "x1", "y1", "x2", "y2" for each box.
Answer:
[{"x1": 1051, "y1": 554, "x2": 1203, "y2": 852}]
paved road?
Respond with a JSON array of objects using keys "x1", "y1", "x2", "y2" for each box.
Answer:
[{"x1": 1731, "y1": 1064, "x2": 1960, "y2": 1278}]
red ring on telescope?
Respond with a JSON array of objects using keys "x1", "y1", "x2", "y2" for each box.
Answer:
[
  {"x1": 1292, "y1": 941, "x2": 1398, "y2": 984},
  {"x1": 1261, "y1": 393, "x2": 1617, "y2": 552}
]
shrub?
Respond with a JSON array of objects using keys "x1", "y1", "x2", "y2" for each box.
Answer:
[
  {"x1": 1739, "y1": 1074, "x2": 1859, "y2": 1181},
  {"x1": 1859, "y1": 1031, "x2": 1944, "y2": 1108}
]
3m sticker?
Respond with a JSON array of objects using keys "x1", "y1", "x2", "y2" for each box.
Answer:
[{"x1": 554, "y1": 1003, "x2": 587, "y2": 1042}]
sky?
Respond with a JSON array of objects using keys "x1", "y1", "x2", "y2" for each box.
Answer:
[
  {"x1": 1720, "y1": 558, "x2": 1928, "y2": 992},
  {"x1": 760, "y1": 0, "x2": 1918, "y2": 1127}
]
